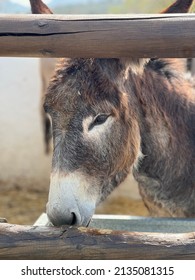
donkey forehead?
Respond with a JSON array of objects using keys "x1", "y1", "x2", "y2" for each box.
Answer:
[
  {"x1": 45, "y1": 85, "x2": 86, "y2": 116},
  {"x1": 45, "y1": 60, "x2": 123, "y2": 115},
  {"x1": 45, "y1": 87, "x2": 118, "y2": 119}
]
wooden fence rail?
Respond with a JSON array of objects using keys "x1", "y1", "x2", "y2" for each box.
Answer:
[
  {"x1": 1, "y1": 14, "x2": 195, "y2": 58},
  {"x1": 0, "y1": 222, "x2": 195, "y2": 259}
]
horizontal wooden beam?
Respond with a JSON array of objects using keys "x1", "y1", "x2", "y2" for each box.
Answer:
[
  {"x1": 0, "y1": 222, "x2": 195, "y2": 259},
  {"x1": 0, "y1": 14, "x2": 195, "y2": 58}
]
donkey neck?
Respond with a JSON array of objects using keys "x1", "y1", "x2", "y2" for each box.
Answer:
[
  {"x1": 134, "y1": 60, "x2": 195, "y2": 153},
  {"x1": 129, "y1": 61, "x2": 195, "y2": 216},
  {"x1": 131, "y1": 61, "x2": 195, "y2": 186}
]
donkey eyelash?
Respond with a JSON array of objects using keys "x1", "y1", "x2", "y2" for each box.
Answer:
[{"x1": 88, "y1": 114, "x2": 110, "y2": 131}]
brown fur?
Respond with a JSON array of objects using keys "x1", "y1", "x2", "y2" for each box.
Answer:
[
  {"x1": 46, "y1": 56, "x2": 195, "y2": 218},
  {"x1": 30, "y1": 0, "x2": 195, "y2": 225},
  {"x1": 29, "y1": 0, "x2": 52, "y2": 14}
]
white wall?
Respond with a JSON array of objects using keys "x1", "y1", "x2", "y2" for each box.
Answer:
[{"x1": 0, "y1": 58, "x2": 51, "y2": 190}]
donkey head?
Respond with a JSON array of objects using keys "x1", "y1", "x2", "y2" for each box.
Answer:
[
  {"x1": 29, "y1": 0, "x2": 193, "y2": 226},
  {"x1": 44, "y1": 58, "x2": 141, "y2": 226}
]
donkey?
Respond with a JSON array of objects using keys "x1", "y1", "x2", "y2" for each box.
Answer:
[{"x1": 30, "y1": 0, "x2": 195, "y2": 226}]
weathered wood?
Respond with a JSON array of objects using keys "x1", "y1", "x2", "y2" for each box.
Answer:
[
  {"x1": 1, "y1": 14, "x2": 195, "y2": 58},
  {"x1": 0, "y1": 222, "x2": 195, "y2": 259}
]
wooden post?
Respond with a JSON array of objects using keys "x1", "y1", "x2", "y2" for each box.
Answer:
[
  {"x1": 0, "y1": 223, "x2": 195, "y2": 259},
  {"x1": 1, "y1": 14, "x2": 195, "y2": 58}
]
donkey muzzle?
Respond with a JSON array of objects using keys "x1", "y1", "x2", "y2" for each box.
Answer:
[{"x1": 46, "y1": 172, "x2": 96, "y2": 226}]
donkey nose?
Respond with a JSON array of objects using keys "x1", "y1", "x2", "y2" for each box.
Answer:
[
  {"x1": 47, "y1": 172, "x2": 96, "y2": 227},
  {"x1": 46, "y1": 204, "x2": 83, "y2": 226}
]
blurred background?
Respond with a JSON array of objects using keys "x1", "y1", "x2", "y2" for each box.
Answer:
[
  {"x1": 0, "y1": 0, "x2": 194, "y2": 225},
  {"x1": 2, "y1": 0, "x2": 195, "y2": 14}
]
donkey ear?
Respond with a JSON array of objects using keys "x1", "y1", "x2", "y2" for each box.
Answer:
[
  {"x1": 29, "y1": 0, "x2": 53, "y2": 14},
  {"x1": 161, "y1": 0, "x2": 193, "y2": 14}
]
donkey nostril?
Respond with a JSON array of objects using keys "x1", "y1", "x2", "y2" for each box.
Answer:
[
  {"x1": 47, "y1": 205, "x2": 76, "y2": 226},
  {"x1": 71, "y1": 212, "x2": 77, "y2": 225}
]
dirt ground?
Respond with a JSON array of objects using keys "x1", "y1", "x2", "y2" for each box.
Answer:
[{"x1": 0, "y1": 188, "x2": 48, "y2": 225}]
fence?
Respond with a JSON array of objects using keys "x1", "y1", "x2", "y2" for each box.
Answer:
[
  {"x1": 0, "y1": 13, "x2": 195, "y2": 259},
  {"x1": 1, "y1": 220, "x2": 195, "y2": 259}
]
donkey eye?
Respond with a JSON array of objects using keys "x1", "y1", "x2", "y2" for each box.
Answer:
[
  {"x1": 94, "y1": 114, "x2": 109, "y2": 125},
  {"x1": 89, "y1": 114, "x2": 110, "y2": 130}
]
